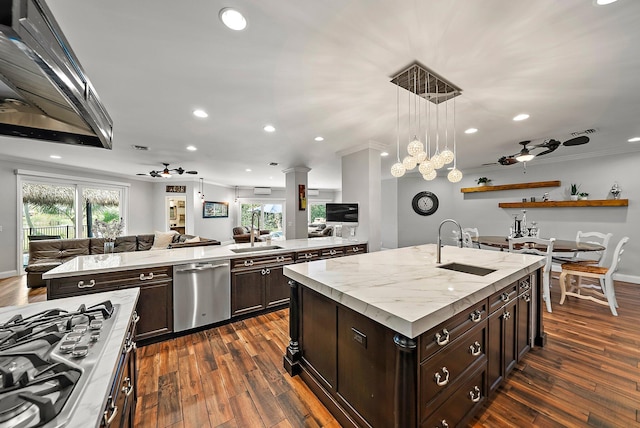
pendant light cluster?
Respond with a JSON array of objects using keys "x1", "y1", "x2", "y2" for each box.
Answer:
[{"x1": 390, "y1": 63, "x2": 463, "y2": 183}]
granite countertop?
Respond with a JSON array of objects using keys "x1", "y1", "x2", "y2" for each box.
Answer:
[
  {"x1": 0, "y1": 288, "x2": 139, "y2": 428},
  {"x1": 43, "y1": 237, "x2": 365, "y2": 279},
  {"x1": 284, "y1": 244, "x2": 545, "y2": 339}
]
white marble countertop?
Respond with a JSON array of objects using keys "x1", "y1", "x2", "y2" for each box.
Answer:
[
  {"x1": 0, "y1": 288, "x2": 139, "y2": 428},
  {"x1": 43, "y1": 237, "x2": 365, "y2": 279},
  {"x1": 284, "y1": 244, "x2": 545, "y2": 339}
]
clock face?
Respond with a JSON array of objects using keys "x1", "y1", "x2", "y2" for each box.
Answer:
[{"x1": 412, "y1": 191, "x2": 439, "y2": 216}]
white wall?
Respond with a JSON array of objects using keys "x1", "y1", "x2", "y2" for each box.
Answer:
[
  {"x1": 0, "y1": 159, "x2": 154, "y2": 277},
  {"x1": 382, "y1": 152, "x2": 640, "y2": 280}
]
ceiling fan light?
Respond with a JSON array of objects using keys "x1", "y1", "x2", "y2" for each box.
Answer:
[
  {"x1": 391, "y1": 162, "x2": 406, "y2": 177},
  {"x1": 447, "y1": 168, "x2": 463, "y2": 183},
  {"x1": 407, "y1": 138, "x2": 423, "y2": 156},
  {"x1": 402, "y1": 155, "x2": 418, "y2": 170},
  {"x1": 423, "y1": 170, "x2": 437, "y2": 181},
  {"x1": 160, "y1": 172, "x2": 172, "y2": 178},
  {"x1": 515, "y1": 151, "x2": 535, "y2": 162},
  {"x1": 440, "y1": 148, "x2": 455, "y2": 165}
]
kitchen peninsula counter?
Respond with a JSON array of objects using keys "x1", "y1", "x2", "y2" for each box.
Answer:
[
  {"x1": 282, "y1": 244, "x2": 546, "y2": 428},
  {"x1": 43, "y1": 237, "x2": 365, "y2": 279}
]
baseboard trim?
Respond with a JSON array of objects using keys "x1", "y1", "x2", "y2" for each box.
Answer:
[{"x1": 0, "y1": 270, "x2": 19, "y2": 279}]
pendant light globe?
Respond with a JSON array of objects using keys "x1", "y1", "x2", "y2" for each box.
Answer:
[
  {"x1": 391, "y1": 162, "x2": 406, "y2": 177},
  {"x1": 418, "y1": 160, "x2": 434, "y2": 175},
  {"x1": 407, "y1": 137, "x2": 424, "y2": 157},
  {"x1": 423, "y1": 170, "x2": 437, "y2": 181},
  {"x1": 431, "y1": 152, "x2": 445, "y2": 169},
  {"x1": 402, "y1": 155, "x2": 418, "y2": 170},
  {"x1": 440, "y1": 148, "x2": 455, "y2": 165},
  {"x1": 416, "y1": 151, "x2": 428, "y2": 163},
  {"x1": 447, "y1": 168, "x2": 463, "y2": 183}
]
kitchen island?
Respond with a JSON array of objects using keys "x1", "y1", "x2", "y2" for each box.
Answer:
[
  {"x1": 283, "y1": 244, "x2": 546, "y2": 428},
  {"x1": 43, "y1": 237, "x2": 367, "y2": 341}
]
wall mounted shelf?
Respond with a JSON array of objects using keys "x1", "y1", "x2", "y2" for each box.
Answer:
[
  {"x1": 461, "y1": 180, "x2": 561, "y2": 193},
  {"x1": 498, "y1": 199, "x2": 628, "y2": 209}
]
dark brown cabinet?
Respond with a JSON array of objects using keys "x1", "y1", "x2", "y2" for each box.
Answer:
[
  {"x1": 231, "y1": 268, "x2": 266, "y2": 316},
  {"x1": 487, "y1": 284, "x2": 518, "y2": 394},
  {"x1": 517, "y1": 275, "x2": 533, "y2": 360},
  {"x1": 47, "y1": 266, "x2": 173, "y2": 341}
]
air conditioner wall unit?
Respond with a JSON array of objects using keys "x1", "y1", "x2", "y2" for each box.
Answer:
[
  {"x1": 308, "y1": 189, "x2": 320, "y2": 196},
  {"x1": 254, "y1": 187, "x2": 272, "y2": 195}
]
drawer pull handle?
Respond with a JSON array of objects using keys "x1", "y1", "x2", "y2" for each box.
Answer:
[
  {"x1": 469, "y1": 341, "x2": 482, "y2": 356},
  {"x1": 77, "y1": 279, "x2": 96, "y2": 288},
  {"x1": 261, "y1": 268, "x2": 271, "y2": 275},
  {"x1": 520, "y1": 280, "x2": 531, "y2": 290},
  {"x1": 103, "y1": 398, "x2": 118, "y2": 425},
  {"x1": 329, "y1": 249, "x2": 337, "y2": 255},
  {"x1": 522, "y1": 293, "x2": 531, "y2": 303},
  {"x1": 436, "y1": 419, "x2": 449, "y2": 428},
  {"x1": 469, "y1": 310, "x2": 482, "y2": 323},
  {"x1": 503, "y1": 309, "x2": 511, "y2": 320},
  {"x1": 306, "y1": 253, "x2": 313, "y2": 259},
  {"x1": 469, "y1": 386, "x2": 481, "y2": 403},
  {"x1": 352, "y1": 247, "x2": 359, "y2": 252},
  {"x1": 434, "y1": 328, "x2": 450, "y2": 346},
  {"x1": 139, "y1": 273, "x2": 154, "y2": 281},
  {"x1": 501, "y1": 292, "x2": 510, "y2": 302},
  {"x1": 244, "y1": 260, "x2": 254, "y2": 267},
  {"x1": 277, "y1": 256, "x2": 285, "y2": 262},
  {"x1": 122, "y1": 376, "x2": 134, "y2": 397},
  {"x1": 434, "y1": 367, "x2": 450, "y2": 386}
]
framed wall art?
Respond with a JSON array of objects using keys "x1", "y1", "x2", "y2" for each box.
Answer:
[{"x1": 203, "y1": 201, "x2": 229, "y2": 218}]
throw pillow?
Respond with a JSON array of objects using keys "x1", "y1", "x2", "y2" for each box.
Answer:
[
  {"x1": 150, "y1": 230, "x2": 178, "y2": 250},
  {"x1": 184, "y1": 236, "x2": 200, "y2": 243}
]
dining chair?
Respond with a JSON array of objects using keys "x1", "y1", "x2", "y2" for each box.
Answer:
[
  {"x1": 461, "y1": 231, "x2": 474, "y2": 248},
  {"x1": 508, "y1": 237, "x2": 556, "y2": 313},
  {"x1": 559, "y1": 236, "x2": 629, "y2": 316},
  {"x1": 463, "y1": 227, "x2": 481, "y2": 248}
]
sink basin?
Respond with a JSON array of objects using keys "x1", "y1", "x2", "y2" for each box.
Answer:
[
  {"x1": 230, "y1": 245, "x2": 283, "y2": 254},
  {"x1": 438, "y1": 262, "x2": 496, "y2": 276}
]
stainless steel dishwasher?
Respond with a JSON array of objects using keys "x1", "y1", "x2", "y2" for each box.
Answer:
[{"x1": 173, "y1": 260, "x2": 230, "y2": 332}]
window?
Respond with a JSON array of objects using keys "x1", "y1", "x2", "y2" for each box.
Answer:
[
  {"x1": 240, "y1": 202, "x2": 284, "y2": 237},
  {"x1": 308, "y1": 202, "x2": 327, "y2": 225}
]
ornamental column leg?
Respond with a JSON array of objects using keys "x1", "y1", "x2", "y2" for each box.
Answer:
[
  {"x1": 284, "y1": 280, "x2": 301, "y2": 376},
  {"x1": 394, "y1": 333, "x2": 417, "y2": 428}
]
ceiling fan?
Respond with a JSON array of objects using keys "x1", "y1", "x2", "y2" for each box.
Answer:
[
  {"x1": 136, "y1": 163, "x2": 198, "y2": 178},
  {"x1": 498, "y1": 135, "x2": 590, "y2": 166}
]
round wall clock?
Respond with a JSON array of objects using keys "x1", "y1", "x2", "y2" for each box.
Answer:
[{"x1": 412, "y1": 191, "x2": 439, "y2": 216}]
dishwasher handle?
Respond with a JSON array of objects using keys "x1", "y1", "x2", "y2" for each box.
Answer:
[{"x1": 175, "y1": 263, "x2": 229, "y2": 273}]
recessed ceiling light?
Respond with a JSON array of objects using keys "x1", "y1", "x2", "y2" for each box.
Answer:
[
  {"x1": 380, "y1": 152, "x2": 389, "y2": 157},
  {"x1": 49, "y1": 155, "x2": 61, "y2": 159},
  {"x1": 219, "y1": 8, "x2": 247, "y2": 31},
  {"x1": 246, "y1": 168, "x2": 252, "y2": 172},
  {"x1": 464, "y1": 128, "x2": 478, "y2": 134},
  {"x1": 186, "y1": 145, "x2": 197, "y2": 151},
  {"x1": 513, "y1": 114, "x2": 530, "y2": 121},
  {"x1": 594, "y1": 0, "x2": 618, "y2": 5},
  {"x1": 263, "y1": 125, "x2": 276, "y2": 132},
  {"x1": 193, "y1": 109, "x2": 208, "y2": 118},
  {"x1": 314, "y1": 136, "x2": 324, "y2": 142},
  {"x1": 628, "y1": 137, "x2": 640, "y2": 142}
]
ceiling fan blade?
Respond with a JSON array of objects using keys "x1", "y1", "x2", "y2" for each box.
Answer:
[
  {"x1": 174, "y1": 167, "x2": 185, "y2": 174},
  {"x1": 535, "y1": 139, "x2": 561, "y2": 156},
  {"x1": 498, "y1": 156, "x2": 518, "y2": 166},
  {"x1": 136, "y1": 173, "x2": 147, "y2": 176},
  {"x1": 185, "y1": 171, "x2": 198, "y2": 174},
  {"x1": 563, "y1": 136, "x2": 590, "y2": 146}
]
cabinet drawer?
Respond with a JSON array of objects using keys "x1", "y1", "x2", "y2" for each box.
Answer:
[
  {"x1": 488, "y1": 283, "x2": 518, "y2": 314},
  {"x1": 419, "y1": 300, "x2": 487, "y2": 362},
  {"x1": 295, "y1": 249, "x2": 320, "y2": 263},
  {"x1": 420, "y1": 323, "x2": 486, "y2": 411},
  {"x1": 344, "y1": 244, "x2": 367, "y2": 255},
  {"x1": 232, "y1": 253, "x2": 295, "y2": 271},
  {"x1": 48, "y1": 266, "x2": 172, "y2": 297},
  {"x1": 319, "y1": 247, "x2": 346, "y2": 258},
  {"x1": 421, "y1": 366, "x2": 486, "y2": 428}
]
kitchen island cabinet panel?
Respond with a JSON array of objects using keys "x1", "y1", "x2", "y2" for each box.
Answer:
[
  {"x1": 301, "y1": 287, "x2": 337, "y2": 390},
  {"x1": 487, "y1": 286, "x2": 518, "y2": 394},
  {"x1": 135, "y1": 281, "x2": 173, "y2": 341},
  {"x1": 265, "y1": 266, "x2": 289, "y2": 308},
  {"x1": 231, "y1": 269, "x2": 266, "y2": 316}
]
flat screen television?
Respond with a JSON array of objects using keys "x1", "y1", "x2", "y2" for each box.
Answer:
[{"x1": 326, "y1": 203, "x2": 359, "y2": 224}]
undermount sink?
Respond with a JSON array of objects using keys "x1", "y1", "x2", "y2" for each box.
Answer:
[
  {"x1": 438, "y1": 262, "x2": 496, "y2": 276},
  {"x1": 230, "y1": 245, "x2": 283, "y2": 254}
]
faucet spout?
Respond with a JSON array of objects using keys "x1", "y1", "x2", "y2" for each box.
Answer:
[
  {"x1": 250, "y1": 210, "x2": 260, "y2": 247},
  {"x1": 437, "y1": 219, "x2": 463, "y2": 264}
]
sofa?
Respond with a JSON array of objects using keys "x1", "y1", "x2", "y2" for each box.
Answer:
[
  {"x1": 26, "y1": 233, "x2": 220, "y2": 288},
  {"x1": 233, "y1": 226, "x2": 270, "y2": 243}
]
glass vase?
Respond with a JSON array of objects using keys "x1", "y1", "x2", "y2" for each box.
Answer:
[{"x1": 104, "y1": 240, "x2": 115, "y2": 254}]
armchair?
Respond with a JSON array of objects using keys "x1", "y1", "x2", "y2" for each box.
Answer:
[{"x1": 233, "y1": 226, "x2": 270, "y2": 243}]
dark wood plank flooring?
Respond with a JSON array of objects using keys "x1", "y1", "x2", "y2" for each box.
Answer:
[{"x1": 1, "y1": 275, "x2": 639, "y2": 427}]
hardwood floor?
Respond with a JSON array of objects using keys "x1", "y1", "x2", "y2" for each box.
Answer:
[{"x1": 1, "y1": 275, "x2": 639, "y2": 427}]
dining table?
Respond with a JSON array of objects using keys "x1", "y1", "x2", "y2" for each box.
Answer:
[{"x1": 474, "y1": 235, "x2": 606, "y2": 253}]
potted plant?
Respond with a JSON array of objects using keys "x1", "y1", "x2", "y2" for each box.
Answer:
[
  {"x1": 570, "y1": 183, "x2": 580, "y2": 201},
  {"x1": 578, "y1": 192, "x2": 589, "y2": 200},
  {"x1": 476, "y1": 177, "x2": 491, "y2": 186}
]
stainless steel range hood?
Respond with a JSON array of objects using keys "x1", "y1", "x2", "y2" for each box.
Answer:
[{"x1": 0, "y1": 0, "x2": 112, "y2": 149}]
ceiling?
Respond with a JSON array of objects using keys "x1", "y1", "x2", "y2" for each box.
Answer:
[{"x1": 1, "y1": 0, "x2": 639, "y2": 189}]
